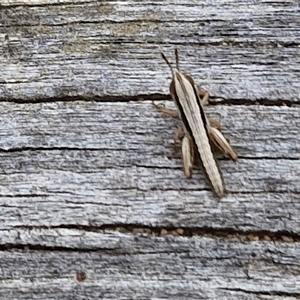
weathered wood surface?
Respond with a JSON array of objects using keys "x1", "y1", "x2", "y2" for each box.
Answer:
[
  {"x1": 1, "y1": 232, "x2": 300, "y2": 299},
  {"x1": 0, "y1": 0, "x2": 299, "y2": 101},
  {"x1": 0, "y1": 0, "x2": 300, "y2": 299},
  {"x1": 1, "y1": 101, "x2": 300, "y2": 299}
]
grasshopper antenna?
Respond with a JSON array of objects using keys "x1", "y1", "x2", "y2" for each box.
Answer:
[
  {"x1": 175, "y1": 48, "x2": 180, "y2": 71},
  {"x1": 161, "y1": 52, "x2": 174, "y2": 75}
]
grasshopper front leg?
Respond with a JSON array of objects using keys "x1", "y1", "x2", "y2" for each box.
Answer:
[{"x1": 152, "y1": 101, "x2": 179, "y2": 118}]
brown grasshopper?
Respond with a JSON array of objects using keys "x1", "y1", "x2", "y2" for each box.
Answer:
[{"x1": 154, "y1": 49, "x2": 237, "y2": 197}]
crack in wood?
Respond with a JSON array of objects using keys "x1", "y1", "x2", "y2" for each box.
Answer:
[
  {"x1": 220, "y1": 287, "x2": 300, "y2": 297},
  {"x1": 0, "y1": 94, "x2": 297, "y2": 107},
  {"x1": 8, "y1": 224, "x2": 300, "y2": 243}
]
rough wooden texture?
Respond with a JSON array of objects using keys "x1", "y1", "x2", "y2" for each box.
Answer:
[
  {"x1": 0, "y1": 101, "x2": 300, "y2": 299},
  {"x1": 0, "y1": 0, "x2": 299, "y2": 101},
  {"x1": 1, "y1": 232, "x2": 300, "y2": 299},
  {"x1": 0, "y1": 0, "x2": 300, "y2": 299}
]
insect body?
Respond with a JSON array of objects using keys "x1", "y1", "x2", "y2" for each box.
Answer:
[{"x1": 158, "y1": 49, "x2": 237, "y2": 197}]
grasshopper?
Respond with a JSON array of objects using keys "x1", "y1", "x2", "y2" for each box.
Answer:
[{"x1": 155, "y1": 49, "x2": 237, "y2": 197}]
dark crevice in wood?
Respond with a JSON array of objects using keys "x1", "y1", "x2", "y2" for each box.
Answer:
[
  {"x1": 0, "y1": 145, "x2": 297, "y2": 163},
  {"x1": 0, "y1": 244, "x2": 110, "y2": 253},
  {"x1": 212, "y1": 98, "x2": 295, "y2": 107},
  {"x1": 0, "y1": 94, "x2": 170, "y2": 104},
  {"x1": 0, "y1": 146, "x2": 102, "y2": 153},
  {"x1": 234, "y1": 156, "x2": 300, "y2": 160},
  {"x1": 227, "y1": 190, "x2": 300, "y2": 196},
  {"x1": 0, "y1": 94, "x2": 298, "y2": 107},
  {"x1": 143, "y1": 189, "x2": 300, "y2": 195},
  {"x1": 94, "y1": 224, "x2": 300, "y2": 242},
  {"x1": 9, "y1": 224, "x2": 300, "y2": 243},
  {"x1": 221, "y1": 288, "x2": 300, "y2": 298},
  {"x1": 0, "y1": 1, "x2": 96, "y2": 9},
  {"x1": 0, "y1": 194, "x2": 48, "y2": 198}
]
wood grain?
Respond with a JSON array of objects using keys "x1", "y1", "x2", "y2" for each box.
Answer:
[
  {"x1": 0, "y1": 1, "x2": 299, "y2": 101},
  {"x1": 0, "y1": 0, "x2": 300, "y2": 299},
  {"x1": 0, "y1": 101, "x2": 299, "y2": 159},
  {"x1": 0, "y1": 231, "x2": 300, "y2": 299},
  {"x1": 0, "y1": 101, "x2": 299, "y2": 234}
]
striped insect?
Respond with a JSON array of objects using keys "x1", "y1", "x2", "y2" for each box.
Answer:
[{"x1": 155, "y1": 49, "x2": 237, "y2": 197}]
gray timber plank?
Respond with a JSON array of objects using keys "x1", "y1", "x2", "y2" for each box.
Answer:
[
  {"x1": 0, "y1": 101, "x2": 298, "y2": 159},
  {"x1": 0, "y1": 150, "x2": 299, "y2": 195},
  {"x1": 0, "y1": 188, "x2": 299, "y2": 232},
  {"x1": 0, "y1": 1, "x2": 300, "y2": 299},
  {"x1": 0, "y1": 1, "x2": 299, "y2": 101},
  {"x1": 0, "y1": 233, "x2": 299, "y2": 299},
  {"x1": 0, "y1": 101, "x2": 298, "y2": 233}
]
